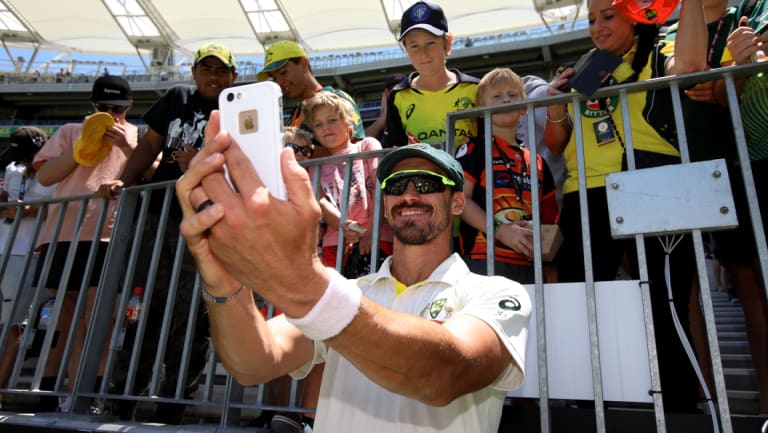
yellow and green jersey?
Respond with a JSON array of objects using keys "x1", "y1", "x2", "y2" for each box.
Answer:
[{"x1": 382, "y1": 69, "x2": 479, "y2": 152}]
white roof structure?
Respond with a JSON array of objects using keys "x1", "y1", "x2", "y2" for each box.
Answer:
[{"x1": 0, "y1": 0, "x2": 584, "y2": 65}]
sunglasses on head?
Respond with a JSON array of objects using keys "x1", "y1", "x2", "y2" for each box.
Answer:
[
  {"x1": 285, "y1": 143, "x2": 314, "y2": 158},
  {"x1": 380, "y1": 169, "x2": 456, "y2": 196},
  {"x1": 95, "y1": 103, "x2": 128, "y2": 114}
]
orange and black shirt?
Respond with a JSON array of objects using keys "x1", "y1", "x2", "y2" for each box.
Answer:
[{"x1": 457, "y1": 135, "x2": 559, "y2": 265}]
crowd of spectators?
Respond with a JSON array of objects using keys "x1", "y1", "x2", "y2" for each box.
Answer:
[{"x1": 0, "y1": 0, "x2": 767, "y2": 430}]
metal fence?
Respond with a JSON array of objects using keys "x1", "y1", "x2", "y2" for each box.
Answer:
[{"x1": 0, "y1": 62, "x2": 766, "y2": 432}]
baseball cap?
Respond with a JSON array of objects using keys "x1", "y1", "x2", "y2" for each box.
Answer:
[
  {"x1": 612, "y1": 0, "x2": 679, "y2": 24},
  {"x1": 91, "y1": 76, "x2": 132, "y2": 106},
  {"x1": 257, "y1": 40, "x2": 309, "y2": 82},
  {"x1": 0, "y1": 126, "x2": 47, "y2": 164},
  {"x1": 384, "y1": 73, "x2": 406, "y2": 89},
  {"x1": 399, "y1": 1, "x2": 449, "y2": 41},
  {"x1": 194, "y1": 42, "x2": 237, "y2": 70},
  {"x1": 73, "y1": 112, "x2": 116, "y2": 167},
  {"x1": 377, "y1": 143, "x2": 464, "y2": 190}
]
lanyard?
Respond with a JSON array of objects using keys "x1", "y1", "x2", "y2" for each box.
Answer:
[{"x1": 708, "y1": 15, "x2": 726, "y2": 66}]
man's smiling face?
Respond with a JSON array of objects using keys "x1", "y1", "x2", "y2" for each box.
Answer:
[{"x1": 383, "y1": 157, "x2": 461, "y2": 245}]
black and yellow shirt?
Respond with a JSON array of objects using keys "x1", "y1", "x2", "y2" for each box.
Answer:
[
  {"x1": 563, "y1": 43, "x2": 680, "y2": 194},
  {"x1": 382, "y1": 69, "x2": 479, "y2": 150}
]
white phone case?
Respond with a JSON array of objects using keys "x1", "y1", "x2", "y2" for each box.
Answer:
[{"x1": 219, "y1": 81, "x2": 286, "y2": 199}]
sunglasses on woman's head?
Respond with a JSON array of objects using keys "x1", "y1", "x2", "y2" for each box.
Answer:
[
  {"x1": 95, "y1": 103, "x2": 128, "y2": 114},
  {"x1": 380, "y1": 170, "x2": 456, "y2": 196},
  {"x1": 285, "y1": 143, "x2": 314, "y2": 158}
]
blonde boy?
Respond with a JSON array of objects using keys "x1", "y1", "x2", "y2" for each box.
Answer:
[
  {"x1": 456, "y1": 68, "x2": 559, "y2": 283},
  {"x1": 301, "y1": 92, "x2": 391, "y2": 269}
]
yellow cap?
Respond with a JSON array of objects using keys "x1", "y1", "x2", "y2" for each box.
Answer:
[
  {"x1": 257, "y1": 40, "x2": 308, "y2": 81},
  {"x1": 73, "y1": 112, "x2": 116, "y2": 167},
  {"x1": 194, "y1": 42, "x2": 236, "y2": 70}
]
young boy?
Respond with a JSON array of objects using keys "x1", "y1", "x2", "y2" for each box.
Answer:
[
  {"x1": 383, "y1": 1, "x2": 479, "y2": 150},
  {"x1": 301, "y1": 91, "x2": 392, "y2": 272},
  {"x1": 456, "y1": 68, "x2": 559, "y2": 283}
]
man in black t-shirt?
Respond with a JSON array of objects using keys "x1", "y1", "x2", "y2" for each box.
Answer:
[{"x1": 99, "y1": 42, "x2": 238, "y2": 425}]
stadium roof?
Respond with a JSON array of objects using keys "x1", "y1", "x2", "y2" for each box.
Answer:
[{"x1": 0, "y1": 0, "x2": 584, "y2": 67}]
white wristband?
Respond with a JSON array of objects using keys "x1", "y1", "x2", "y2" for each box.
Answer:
[{"x1": 285, "y1": 268, "x2": 362, "y2": 341}]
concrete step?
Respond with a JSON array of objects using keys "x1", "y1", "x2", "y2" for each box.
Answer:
[
  {"x1": 721, "y1": 353, "x2": 758, "y2": 369},
  {"x1": 727, "y1": 389, "x2": 761, "y2": 415},
  {"x1": 716, "y1": 331, "x2": 748, "y2": 341},
  {"x1": 724, "y1": 367, "x2": 759, "y2": 391},
  {"x1": 714, "y1": 315, "x2": 748, "y2": 323},
  {"x1": 718, "y1": 341, "x2": 753, "y2": 355},
  {"x1": 710, "y1": 291, "x2": 763, "y2": 416},
  {"x1": 715, "y1": 323, "x2": 747, "y2": 333}
]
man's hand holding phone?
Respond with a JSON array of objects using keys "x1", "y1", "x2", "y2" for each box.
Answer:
[
  {"x1": 177, "y1": 111, "x2": 329, "y2": 318},
  {"x1": 219, "y1": 81, "x2": 286, "y2": 199}
]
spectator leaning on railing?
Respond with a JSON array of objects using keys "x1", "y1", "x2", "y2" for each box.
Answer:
[
  {"x1": 544, "y1": 0, "x2": 708, "y2": 414},
  {"x1": 32, "y1": 76, "x2": 138, "y2": 411},
  {"x1": 97, "y1": 42, "x2": 238, "y2": 425}
]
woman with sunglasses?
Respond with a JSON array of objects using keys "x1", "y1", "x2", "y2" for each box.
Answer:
[{"x1": 30, "y1": 75, "x2": 138, "y2": 409}]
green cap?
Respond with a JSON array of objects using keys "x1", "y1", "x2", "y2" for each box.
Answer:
[
  {"x1": 376, "y1": 143, "x2": 463, "y2": 190},
  {"x1": 194, "y1": 42, "x2": 236, "y2": 70},
  {"x1": 257, "y1": 40, "x2": 308, "y2": 81}
]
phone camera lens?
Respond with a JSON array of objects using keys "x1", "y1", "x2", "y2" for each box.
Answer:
[{"x1": 226, "y1": 92, "x2": 235, "y2": 102}]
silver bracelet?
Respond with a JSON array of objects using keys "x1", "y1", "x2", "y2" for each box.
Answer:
[
  {"x1": 200, "y1": 283, "x2": 246, "y2": 304},
  {"x1": 546, "y1": 110, "x2": 568, "y2": 123}
]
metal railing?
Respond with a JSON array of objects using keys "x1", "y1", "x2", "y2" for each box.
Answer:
[
  {"x1": 0, "y1": 61, "x2": 766, "y2": 432},
  {"x1": 446, "y1": 61, "x2": 768, "y2": 433}
]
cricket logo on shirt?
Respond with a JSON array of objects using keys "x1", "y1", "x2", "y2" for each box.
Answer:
[
  {"x1": 453, "y1": 96, "x2": 475, "y2": 110},
  {"x1": 420, "y1": 298, "x2": 455, "y2": 322}
]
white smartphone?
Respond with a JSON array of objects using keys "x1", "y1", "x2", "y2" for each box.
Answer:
[{"x1": 218, "y1": 81, "x2": 286, "y2": 199}]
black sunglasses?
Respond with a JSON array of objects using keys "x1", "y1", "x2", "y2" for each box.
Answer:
[
  {"x1": 95, "y1": 103, "x2": 128, "y2": 114},
  {"x1": 285, "y1": 143, "x2": 314, "y2": 158},
  {"x1": 380, "y1": 170, "x2": 456, "y2": 196}
]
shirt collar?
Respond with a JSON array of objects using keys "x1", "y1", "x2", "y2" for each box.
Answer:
[
  {"x1": 612, "y1": 43, "x2": 639, "y2": 83},
  {"x1": 367, "y1": 253, "x2": 470, "y2": 288}
]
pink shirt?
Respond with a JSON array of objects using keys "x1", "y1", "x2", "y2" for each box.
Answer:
[
  {"x1": 310, "y1": 137, "x2": 387, "y2": 248},
  {"x1": 33, "y1": 121, "x2": 138, "y2": 245}
]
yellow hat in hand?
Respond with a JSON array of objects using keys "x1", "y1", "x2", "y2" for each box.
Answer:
[{"x1": 73, "y1": 112, "x2": 115, "y2": 167}]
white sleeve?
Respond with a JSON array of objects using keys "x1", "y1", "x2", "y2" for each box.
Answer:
[{"x1": 457, "y1": 274, "x2": 532, "y2": 390}]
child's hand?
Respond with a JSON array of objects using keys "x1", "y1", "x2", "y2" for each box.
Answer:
[
  {"x1": 342, "y1": 220, "x2": 366, "y2": 243},
  {"x1": 495, "y1": 221, "x2": 534, "y2": 260}
]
